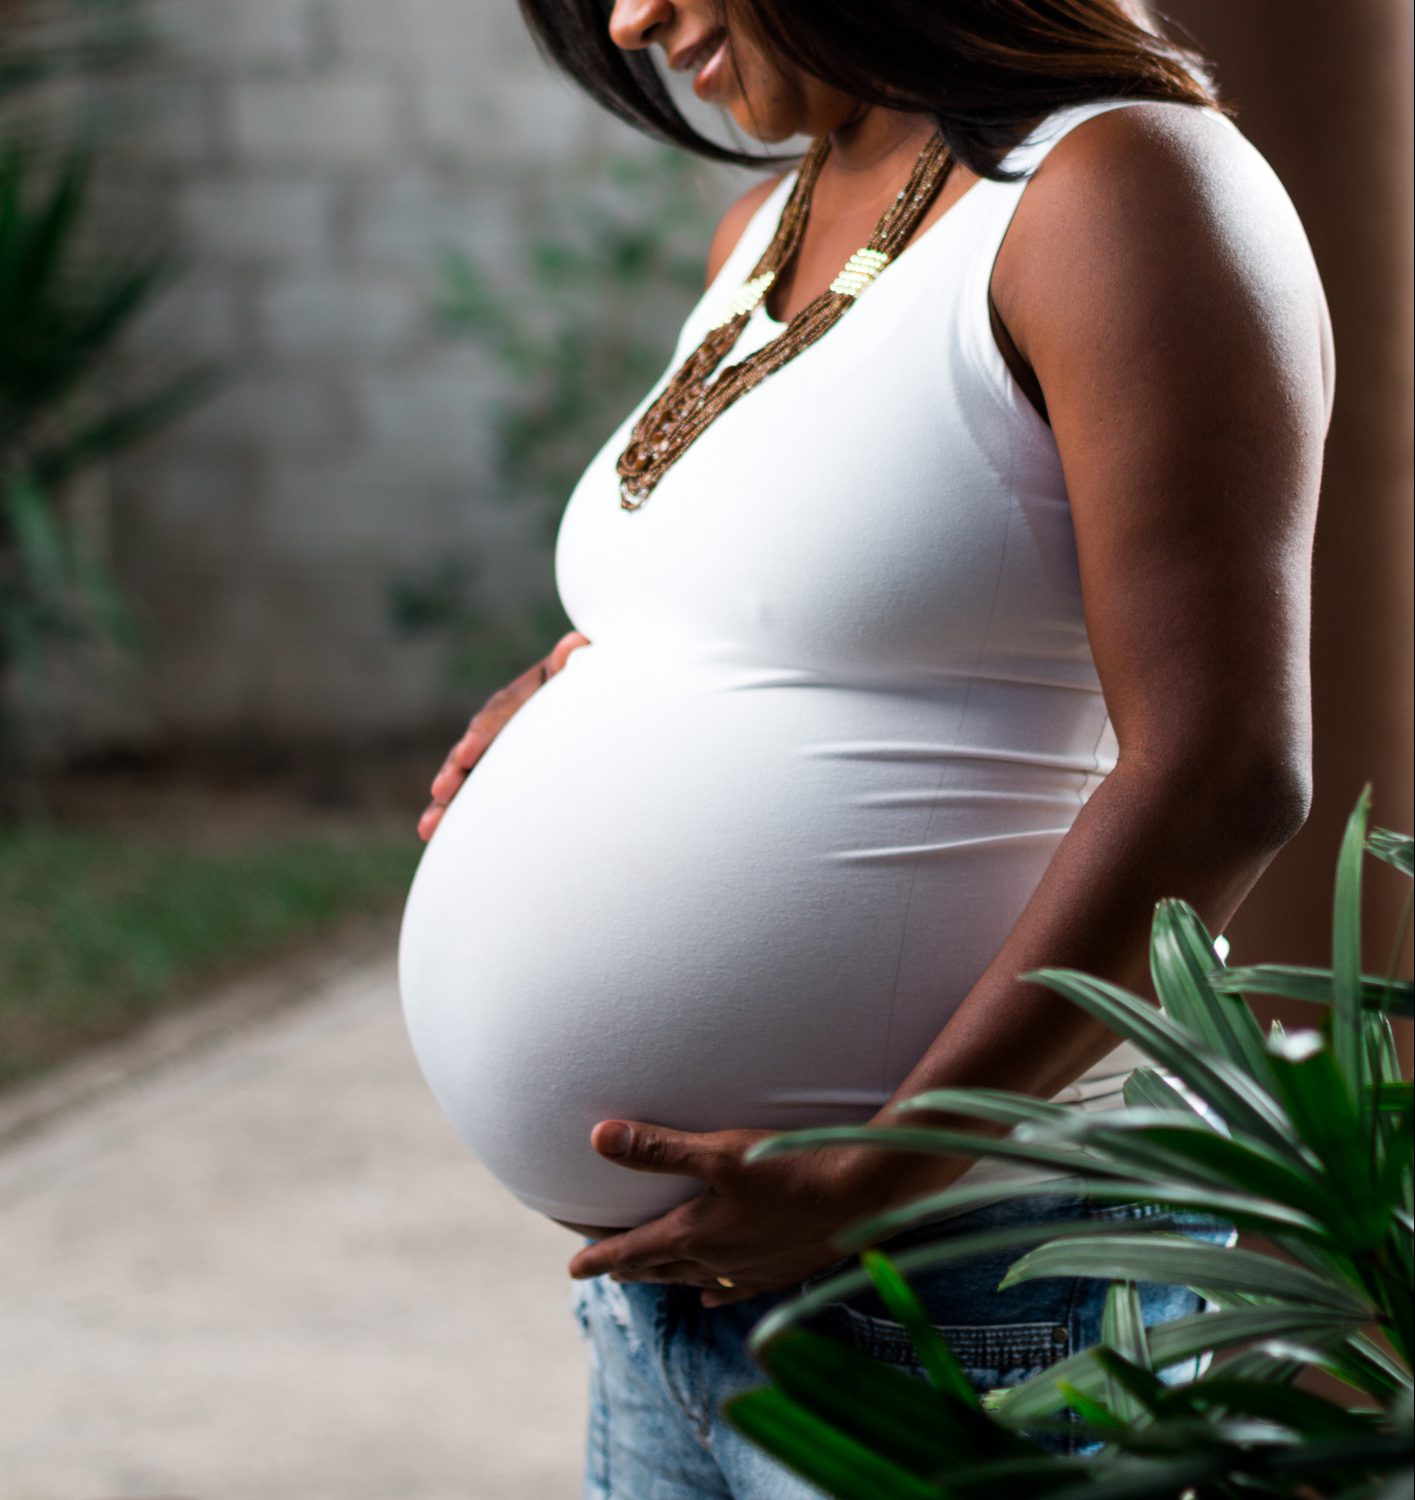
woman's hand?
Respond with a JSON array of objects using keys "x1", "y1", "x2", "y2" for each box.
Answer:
[
  {"x1": 417, "y1": 630, "x2": 590, "y2": 841},
  {"x1": 565, "y1": 1117, "x2": 942, "y2": 1308}
]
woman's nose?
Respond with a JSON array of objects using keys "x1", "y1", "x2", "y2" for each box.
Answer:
[{"x1": 607, "y1": 0, "x2": 675, "y2": 52}]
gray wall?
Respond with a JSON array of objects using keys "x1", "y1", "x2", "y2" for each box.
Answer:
[{"x1": 59, "y1": 1, "x2": 763, "y2": 757}]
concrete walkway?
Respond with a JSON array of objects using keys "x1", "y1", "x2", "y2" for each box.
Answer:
[{"x1": 0, "y1": 915, "x2": 588, "y2": 1500}]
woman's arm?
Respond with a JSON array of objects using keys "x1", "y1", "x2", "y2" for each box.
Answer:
[{"x1": 830, "y1": 101, "x2": 1331, "y2": 1209}]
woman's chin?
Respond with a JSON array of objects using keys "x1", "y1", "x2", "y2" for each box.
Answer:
[{"x1": 721, "y1": 101, "x2": 800, "y2": 146}]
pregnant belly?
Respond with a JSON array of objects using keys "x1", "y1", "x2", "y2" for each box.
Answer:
[{"x1": 396, "y1": 645, "x2": 1082, "y2": 1227}]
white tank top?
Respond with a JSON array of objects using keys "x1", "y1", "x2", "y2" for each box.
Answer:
[{"x1": 397, "y1": 98, "x2": 1231, "y2": 1226}]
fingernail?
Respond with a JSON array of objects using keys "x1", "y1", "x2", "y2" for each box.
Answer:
[{"x1": 597, "y1": 1122, "x2": 630, "y2": 1155}]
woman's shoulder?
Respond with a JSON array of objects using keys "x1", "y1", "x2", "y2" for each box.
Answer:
[
  {"x1": 1002, "y1": 99, "x2": 1321, "y2": 296},
  {"x1": 703, "y1": 169, "x2": 792, "y2": 288},
  {"x1": 1025, "y1": 97, "x2": 1273, "y2": 198},
  {"x1": 994, "y1": 98, "x2": 1334, "y2": 426}
]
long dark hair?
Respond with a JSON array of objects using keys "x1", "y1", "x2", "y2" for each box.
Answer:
[{"x1": 515, "y1": 0, "x2": 1227, "y2": 181}]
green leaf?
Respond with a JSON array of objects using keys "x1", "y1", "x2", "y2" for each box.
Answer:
[
  {"x1": 1149, "y1": 898, "x2": 1273, "y2": 1083},
  {"x1": 1102, "y1": 1283, "x2": 1152, "y2": 1371},
  {"x1": 1373, "y1": 1103, "x2": 1414, "y2": 1212},
  {"x1": 1016, "y1": 966, "x2": 1299, "y2": 1159},
  {"x1": 1367, "y1": 827, "x2": 1414, "y2": 879},
  {"x1": 1364, "y1": 1014, "x2": 1400, "y2": 1133},
  {"x1": 4, "y1": 473, "x2": 71, "y2": 603},
  {"x1": 744, "y1": 1121, "x2": 1142, "y2": 1182},
  {"x1": 1, "y1": 471, "x2": 146, "y2": 662},
  {"x1": 890, "y1": 1088, "x2": 1074, "y2": 1129},
  {"x1": 1370, "y1": 1019, "x2": 1406, "y2": 1089},
  {"x1": 993, "y1": 1306, "x2": 1371, "y2": 1420},
  {"x1": 1021, "y1": 1112, "x2": 1335, "y2": 1228},
  {"x1": 999, "y1": 1233, "x2": 1374, "y2": 1316},
  {"x1": 1239, "y1": 1431, "x2": 1414, "y2": 1488},
  {"x1": 1168, "y1": 1374, "x2": 1376, "y2": 1437},
  {"x1": 1214, "y1": 1337, "x2": 1336, "y2": 1388},
  {"x1": 1092, "y1": 1346, "x2": 1170, "y2": 1415},
  {"x1": 1122, "y1": 1067, "x2": 1204, "y2": 1119},
  {"x1": 1221, "y1": 962, "x2": 1414, "y2": 1020},
  {"x1": 1264, "y1": 1028, "x2": 1389, "y2": 1242},
  {"x1": 836, "y1": 1177, "x2": 1094, "y2": 1246},
  {"x1": 1214, "y1": 1329, "x2": 1408, "y2": 1402},
  {"x1": 60, "y1": 245, "x2": 179, "y2": 369},
  {"x1": 1332, "y1": 784, "x2": 1373, "y2": 1096},
  {"x1": 1099, "y1": 1286, "x2": 1154, "y2": 1422},
  {"x1": 1054, "y1": 1378, "x2": 1125, "y2": 1428},
  {"x1": 837, "y1": 1175, "x2": 1321, "y2": 1253},
  {"x1": 859, "y1": 1249, "x2": 981, "y2": 1405},
  {"x1": 720, "y1": 1386, "x2": 945, "y2": 1500},
  {"x1": 31, "y1": 361, "x2": 227, "y2": 489},
  {"x1": 14, "y1": 150, "x2": 87, "y2": 310},
  {"x1": 65, "y1": 536, "x2": 142, "y2": 652},
  {"x1": 1008, "y1": 1110, "x2": 1350, "y2": 1260}
]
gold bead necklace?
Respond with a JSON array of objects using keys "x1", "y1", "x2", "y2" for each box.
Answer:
[{"x1": 616, "y1": 127, "x2": 955, "y2": 511}]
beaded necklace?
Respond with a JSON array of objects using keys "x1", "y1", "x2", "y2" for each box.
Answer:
[{"x1": 616, "y1": 127, "x2": 955, "y2": 511}]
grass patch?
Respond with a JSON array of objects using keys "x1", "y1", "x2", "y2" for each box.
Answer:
[{"x1": 0, "y1": 826, "x2": 422, "y2": 1090}]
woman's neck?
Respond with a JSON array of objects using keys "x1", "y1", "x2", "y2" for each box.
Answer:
[{"x1": 824, "y1": 103, "x2": 936, "y2": 177}]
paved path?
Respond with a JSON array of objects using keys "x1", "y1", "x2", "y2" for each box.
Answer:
[{"x1": 0, "y1": 916, "x2": 589, "y2": 1500}]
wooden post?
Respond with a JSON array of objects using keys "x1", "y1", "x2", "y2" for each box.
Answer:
[
  {"x1": 1158, "y1": 0, "x2": 1413, "y2": 1407},
  {"x1": 1163, "y1": 1, "x2": 1414, "y2": 1053}
]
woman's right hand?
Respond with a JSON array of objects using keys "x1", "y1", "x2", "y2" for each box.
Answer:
[{"x1": 418, "y1": 630, "x2": 590, "y2": 842}]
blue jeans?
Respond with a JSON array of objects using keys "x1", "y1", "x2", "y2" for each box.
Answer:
[{"x1": 568, "y1": 1191, "x2": 1234, "y2": 1499}]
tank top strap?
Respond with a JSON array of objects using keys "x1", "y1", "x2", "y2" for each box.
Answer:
[
  {"x1": 960, "y1": 95, "x2": 1222, "y2": 268},
  {"x1": 954, "y1": 96, "x2": 1232, "y2": 432}
]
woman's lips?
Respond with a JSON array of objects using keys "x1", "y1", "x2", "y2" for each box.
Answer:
[{"x1": 692, "y1": 32, "x2": 730, "y2": 101}]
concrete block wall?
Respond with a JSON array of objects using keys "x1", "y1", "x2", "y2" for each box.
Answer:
[{"x1": 64, "y1": 0, "x2": 761, "y2": 755}]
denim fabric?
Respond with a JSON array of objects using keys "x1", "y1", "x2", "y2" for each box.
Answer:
[{"x1": 568, "y1": 1192, "x2": 1234, "y2": 1499}]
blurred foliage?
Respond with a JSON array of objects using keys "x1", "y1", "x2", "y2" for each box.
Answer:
[
  {"x1": 0, "y1": 1, "x2": 221, "y2": 816},
  {"x1": 386, "y1": 552, "x2": 570, "y2": 696},
  {"x1": 0, "y1": 823, "x2": 421, "y2": 1089},
  {"x1": 0, "y1": 0, "x2": 146, "y2": 110},
  {"x1": 387, "y1": 144, "x2": 725, "y2": 698}
]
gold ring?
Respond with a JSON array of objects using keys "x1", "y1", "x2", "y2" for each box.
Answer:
[{"x1": 715, "y1": 1275, "x2": 736, "y2": 1288}]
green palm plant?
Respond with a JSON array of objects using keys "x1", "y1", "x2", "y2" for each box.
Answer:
[
  {"x1": 0, "y1": 140, "x2": 220, "y2": 807},
  {"x1": 723, "y1": 781, "x2": 1413, "y2": 1499},
  {"x1": 0, "y1": 4, "x2": 223, "y2": 807}
]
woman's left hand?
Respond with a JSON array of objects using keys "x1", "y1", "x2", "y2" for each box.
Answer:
[{"x1": 565, "y1": 1117, "x2": 902, "y2": 1307}]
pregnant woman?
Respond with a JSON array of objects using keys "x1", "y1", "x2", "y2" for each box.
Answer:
[{"x1": 398, "y1": 0, "x2": 1331, "y2": 1492}]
